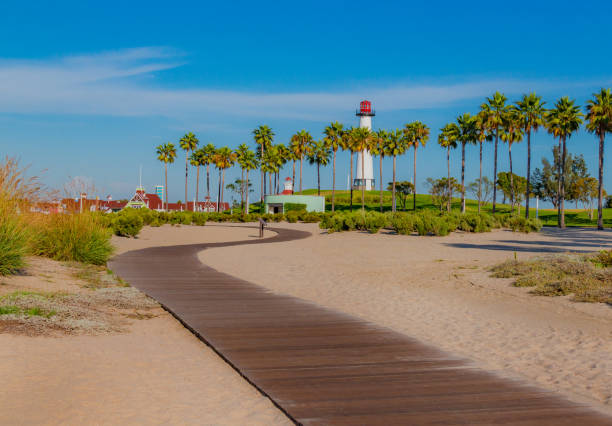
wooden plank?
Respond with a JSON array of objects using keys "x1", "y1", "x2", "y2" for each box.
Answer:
[{"x1": 109, "y1": 226, "x2": 610, "y2": 425}]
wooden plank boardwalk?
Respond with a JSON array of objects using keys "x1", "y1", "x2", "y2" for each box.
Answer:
[{"x1": 109, "y1": 226, "x2": 611, "y2": 425}]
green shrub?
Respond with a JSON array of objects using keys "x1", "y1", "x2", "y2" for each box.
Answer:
[
  {"x1": 0, "y1": 213, "x2": 29, "y2": 275},
  {"x1": 389, "y1": 213, "x2": 416, "y2": 235},
  {"x1": 191, "y1": 212, "x2": 208, "y2": 226},
  {"x1": 284, "y1": 203, "x2": 307, "y2": 212},
  {"x1": 286, "y1": 211, "x2": 299, "y2": 223},
  {"x1": 364, "y1": 211, "x2": 387, "y2": 234},
  {"x1": 113, "y1": 211, "x2": 144, "y2": 238},
  {"x1": 33, "y1": 213, "x2": 114, "y2": 265},
  {"x1": 301, "y1": 212, "x2": 322, "y2": 223},
  {"x1": 504, "y1": 216, "x2": 542, "y2": 233}
]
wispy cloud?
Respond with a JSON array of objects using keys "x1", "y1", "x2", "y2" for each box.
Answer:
[{"x1": 0, "y1": 47, "x2": 604, "y2": 121}]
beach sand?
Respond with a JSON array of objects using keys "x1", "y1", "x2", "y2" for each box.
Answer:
[
  {"x1": 201, "y1": 223, "x2": 612, "y2": 416},
  {"x1": 1, "y1": 224, "x2": 288, "y2": 426}
]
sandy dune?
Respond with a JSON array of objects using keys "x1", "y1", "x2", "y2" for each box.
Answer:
[{"x1": 202, "y1": 223, "x2": 612, "y2": 416}]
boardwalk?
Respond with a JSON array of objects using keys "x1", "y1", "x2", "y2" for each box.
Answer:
[{"x1": 109, "y1": 227, "x2": 610, "y2": 425}]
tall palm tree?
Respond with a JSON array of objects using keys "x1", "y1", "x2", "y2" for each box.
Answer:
[
  {"x1": 406, "y1": 121, "x2": 430, "y2": 211},
  {"x1": 438, "y1": 123, "x2": 459, "y2": 212},
  {"x1": 307, "y1": 139, "x2": 331, "y2": 196},
  {"x1": 350, "y1": 127, "x2": 375, "y2": 211},
  {"x1": 156, "y1": 142, "x2": 176, "y2": 211},
  {"x1": 500, "y1": 108, "x2": 524, "y2": 213},
  {"x1": 323, "y1": 122, "x2": 344, "y2": 211},
  {"x1": 481, "y1": 92, "x2": 508, "y2": 213},
  {"x1": 253, "y1": 125, "x2": 274, "y2": 203},
  {"x1": 546, "y1": 97, "x2": 583, "y2": 228},
  {"x1": 179, "y1": 132, "x2": 199, "y2": 207},
  {"x1": 339, "y1": 127, "x2": 355, "y2": 210},
  {"x1": 213, "y1": 147, "x2": 236, "y2": 212},
  {"x1": 457, "y1": 114, "x2": 478, "y2": 213},
  {"x1": 235, "y1": 144, "x2": 251, "y2": 212},
  {"x1": 243, "y1": 150, "x2": 259, "y2": 215},
  {"x1": 515, "y1": 93, "x2": 545, "y2": 218},
  {"x1": 585, "y1": 88, "x2": 612, "y2": 230},
  {"x1": 262, "y1": 145, "x2": 281, "y2": 195},
  {"x1": 371, "y1": 129, "x2": 390, "y2": 212},
  {"x1": 189, "y1": 148, "x2": 205, "y2": 211},
  {"x1": 201, "y1": 143, "x2": 216, "y2": 200},
  {"x1": 387, "y1": 129, "x2": 409, "y2": 212},
  {"x1": 474, "y1": 112, "x2": 491, "y2": 213},
  {"x1": 275, "y1": 144, "x2": 291, "y2": 194},
  {"x1": 289, "y1": 130, "x2": 313, "y2": 194}
]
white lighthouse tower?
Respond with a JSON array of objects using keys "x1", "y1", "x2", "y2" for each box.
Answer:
[{"x1": 354, "y1": 100, "x2": 376, "y2": 190}]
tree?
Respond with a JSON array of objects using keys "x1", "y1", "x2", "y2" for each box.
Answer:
[
  {"x1": 235, "y1": 144, "x2": 254, "y2": 213},
  {"x1": 456, "y1": 113, "x2": 478, "y2": 213},
  {"x1": 575, "y1": 177, "x2": 600, "y2": 220},
  {"x1": 585, "y1": 88, "x2": 612, "y2": 230},
  {"x1": 289, "y1": 130, "x2": 313, "y2": 194},
  {"x1": 405, "y1": 121, "x2": 430, "y2": 211},
  {"x1": 242, "y1": 150, "x2": 259, "y2": 215},
  {"x1": 532, "y1": 147, "x2": 586, "y2": 209},
  {"x1": 371, "y1": 129, "x2": 390, "y2": 212},
  {"x1": 275, "y1": 143, "x2": 291, "y2": 194},
  {"x1": 261, "y1": 145, "x2": 280, "y2": 196},
  {"x1": 213, "y1": 147, "x2": 236, "y2": 212},
  {"x1": 179, "y1": 132, "x2": 199, "y2": 208},
  {"x1": 474, "y1": 112, "x2": 492, "y2": 213},
  {"x1": 515, "y1": 93, "x2": 545, "y2": 218},
  {"x1": 438, "y1": 123, "x2": 459, "y2": 212},
  {"x1": 307, "y1": 139, "x2": 331, "y2": 196},
  {"x1": 497, "y1": 172, "x2": 527, "y2": 214},
  {"x1": 386, "y1": 129, "x2": 409, "y2": 212},
  {"x1": 156, "y1": 142, "x2": 176, "y2": 211},
  {"x1": 226, "y1": 179, "x2": 253, "y2": 209},
  {"x1": 253, "y1": 125, "x2": 274, "y2": 203},
  {"x1": 468, "y1": 176, "x2": 494, "y2": 206},
  {"x1": 500, "y1": 108, "x2": 524, "y2": 213},
  {"x1": 323, "y1": 122, "x2": 344, "y2": 211},
  {"x1": 339, "y1": 127, "x2": 355, "y2": 210},
  {"x1": 349, "y1": 127, "x2": 375, "y2": 211},
  {"x1": 481, "y1": 92, "x2": 508, "y2": 213},
  {"x1": 201, "y1": 143, "x2": 216, "y2": 200},
  {"x1": 427, "y1": 177, "x2": 460, "y2": 212},
  {"x1": 387, "y1": 181, "x2": 414, "y2": 210},
  {"x1": 546, "y1": 97, "x2": 583, "y2": 228},
  {"x1": 189, "y1": 148, "x2": 205, "y2": 210}
]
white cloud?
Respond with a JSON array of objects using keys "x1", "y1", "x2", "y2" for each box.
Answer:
[{"x1": 0, "y1": 48, "x2": 605, "y2": 121}]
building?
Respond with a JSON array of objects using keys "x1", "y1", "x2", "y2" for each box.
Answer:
[
  {"x1": 264, "y1": 177, "x2": 325, "y2": 213},
  {"x1": 155, "y1": 185, "x2": 164, "y2": 201},
  {"x1": 354, "y1": 100, "x2": 375, "y2": 191}
]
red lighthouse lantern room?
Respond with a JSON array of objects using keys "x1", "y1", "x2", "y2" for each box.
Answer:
[{"x1": 356, "y1": 100, "x2": 375, "y2": 116}]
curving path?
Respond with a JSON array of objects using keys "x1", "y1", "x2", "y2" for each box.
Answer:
[{"x1": 109, "y1": 226, "x2": 610, "y2": 425}]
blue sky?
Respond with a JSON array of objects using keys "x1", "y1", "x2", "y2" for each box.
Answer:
[{"x1": 1, "y1": 0, "x2": 611, "y2": 206}]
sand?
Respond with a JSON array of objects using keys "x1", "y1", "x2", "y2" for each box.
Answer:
[
  {"x1": 201, "y1": 223, "x2": 612, "y2": 416},
  {"x1": 1, "y1": 224, "x2": 289, "y2": 426}
]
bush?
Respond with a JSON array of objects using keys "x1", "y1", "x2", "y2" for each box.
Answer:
[
  {"x1": 0, "y1": 213, "x2": 29, "y2": 275},
  {"x1": 606, "y1": 195, "x2": 612, "y2": 209},
  {"x1": 364, "y1": 211, "x2": 387, "y2": 234},
  {"x1": 112, "y1": 211, "x2": 144, "y2": 237},
  {"x1": 286, "y1": 211, "x2": 299, "y2": 223},
  {"x1": 504, "y1": 216, "x2": 542, "y2": 233},
  {"x1": 191, "y1": 212, "x2": 207, "y2": 226},
  {"x1": 284, "y1": 203, "x2": 307, "y2": 212},
  {"x1": 33, "y1": 213, "x2": 114, "y2": 265},
  {"x1": 389, "y1": 213, "x2": 416, "y2": 235}
]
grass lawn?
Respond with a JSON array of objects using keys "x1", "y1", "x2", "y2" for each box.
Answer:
[{"x1": 293, "y1": 189, "x2": 612, "y2": 228}]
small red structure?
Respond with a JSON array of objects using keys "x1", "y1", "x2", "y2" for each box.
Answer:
[{"x1": 356, "y1": 100, "x2": 375, "y2": 116}]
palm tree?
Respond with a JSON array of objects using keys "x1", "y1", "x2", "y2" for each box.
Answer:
[
  {"x1": 235, "y1": 144, "x2": 251, "y2": 212},
  {"x1": 323, "y1": 122, "x2": 344, "y2": 211},
  {"x1": 213, "y1": 147, "x2": 236, "y2": 212},
  {"x1": 371, "y1": 129, "x2": 390, "y2": 212},
  {"x1": 474, "y1": 112, "x2": 491, "y2": 213},
  {"x1": 275, "y1": 144, "x2": 291, "y2": 194},
  {"x1": 262, "y1": 145, "x2": 281, "y2": 195},
  {"x1": 386, "y1": 129, "x2": 409, "y2": 212},
  {"x1": 201, "y1": 143, "x2": 216, "y2": 200},
  {"x1": 500, "y1": 108, "x2": 524, "y2": 213},
  {"x1": 243, "y1": 151, "x2": 259, "y2": 215},
  {"x1": 546, "y1": 97, "x2": 583, "y2": 228},
  {"x1": 350, "y1": 128, "x2": 375, "y2": 211},
  {"x1": 289, "y1": 130, "x2": 313, "y2": 194},
  {"x1": 481, "y1": 92, "x2": 508, "y2": 213},
  {"x1": 438, "y1": 123, "x2": 459, "y2": 212},
  {"x1": 189, "y1": 148, "x2": 205, "y2": 211},
  {"x1": 253, "y1": 125, "x2": 274, "y2": 203},
  {"x1": 406, "y1": 121, "x2": 430, "y2": 211},
  {"x1": 339, "y1": 127, "x2": 355, "y2": 210},
  {"x1": 156, "y1": 142, "x2": 177, "y2": 211},
  {"x1": 515, "y1": 93, "x2": 545, "y2": 218},
  {"x1": 585, "y1": 88, "x2": 612, "y2": 230},
  {"x1": 457, "y1": 114, "x2": 478, "y2": 213},
  {"x1": 179, "y1": 132, "x2": 199, "y2": 207},
  {"x1": 307, "y1": 139, "x2": 331, "y2": 196}
]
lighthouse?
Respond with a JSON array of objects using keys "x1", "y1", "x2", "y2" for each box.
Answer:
[{"x1": 354, "y1": 100, "x2": 376, "y2": 190}]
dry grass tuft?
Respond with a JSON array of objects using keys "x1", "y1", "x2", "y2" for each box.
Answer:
[{"x1": 490, "y1": 251, "x2": 612, "y2": 304}]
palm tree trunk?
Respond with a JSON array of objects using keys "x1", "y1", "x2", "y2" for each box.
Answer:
[
  {"x1": 379, "y1": 154, "x2": 383, "y2": 213},
  {"x1": 461, "y1": 143, "x2": 466, "y2": 213},
  {"x1": 164, "y1": 163, "x2": 168, "y2": 211},
  {"x1": 332, "y1": 150, "x2": 336, "y2": 212},
  {"x1": 184, "y1": 153, "x2": 189, "y2": 208},
  {"x1": 392, "y1": 155, "x2": 397, "y2": 213},
  {"x1": 245, "y1": 169, "x2": 250, "y2": 216},
  {"x1": 195, "y1": 166, "x2": 200, "y2": 211},
  {"x1": 361, "y1": 150, "x2": 365, "y2": 212},
  {"x1": 206, "y1": 164, "x2": 210, "y2": 199},
  {"x1": 525, "y1": 129, "x2": 531, "y2": 219},
  {"x1": 478, "y1": 142, "x2": 482, "y2": 214},
  {"x1": 299, "y1": 154, "x2": 303, "y2": 193},
  {"x1": 447, "y1": 145, "x2": 451, "y2": 213},
  {"x1": 317, "y1": 163, "x2": 321, "y2": 196},
  {"x1": 218, "y1": 169, "x2": 222, "y2": 212},
  {"x1": 492, "y1": 129, "x2": 499, "y2": 213},
  {"x1": 221, "y1": 169, "x2": 226, "y2": 210},
  {"x1": 269, "y1": 173, "x2": 272, "y2": 196},
  {"x1": 560, "y1": 136, "x2": 567, "y2": 228},
  {"x1": 557, "y1": 138, "x2": 562, "y2": 227},
  {"x1": 509, "y1": 144, "x2": 514, "y2": 214},
  {"x1": 292, "y1": 160, "x2": 296, "y2": 194},
  {"x1": 413, "y1": 147, "x2": 417, "y2": 211},
  {"x1": 260, "y1": 145, "x2": 264, "y2": 204},
  {"x1": 597, "y1": 133, "x2": 605, "y2": 230},
  {"x1": 241, "y1": 168, "x2": 245, "y2": 213},
  {"x1": 349, "y1": 152, "x2": 354, "y2": 211}
]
